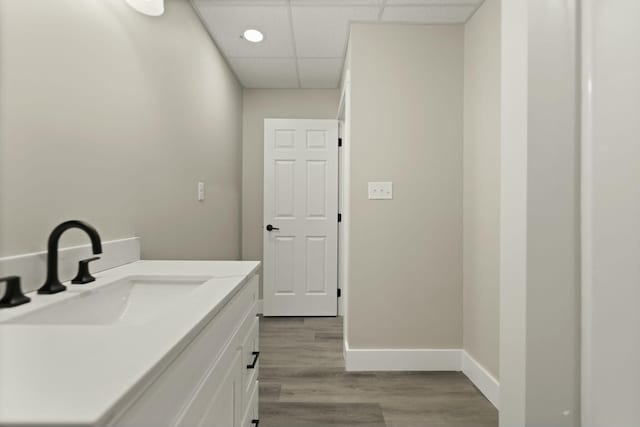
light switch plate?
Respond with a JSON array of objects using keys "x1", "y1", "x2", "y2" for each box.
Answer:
[
  {"x1": 368, "y1": 182, "x2": 393, "y2": 200},
  {"x1": 197, "y1": 182, "x2": 205, "y2": 201}
]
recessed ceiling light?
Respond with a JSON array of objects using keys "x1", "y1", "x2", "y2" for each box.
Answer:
[{"x1": 243, "y1": 29, "x2": 264, "y2": 43}]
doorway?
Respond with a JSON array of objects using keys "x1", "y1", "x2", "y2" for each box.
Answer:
[{"x1": 262, "y1": 119, "x2": 339, "y2": 316}]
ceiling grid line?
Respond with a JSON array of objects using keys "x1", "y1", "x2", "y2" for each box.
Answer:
[
  {"x1": 286, "y1": 0, "x2": 302, "y2": 88},
  {"x1": 198, "y1": 1, "x2": 480, "y2": 6},
  {"x1": 377, "y1": 0, "x2": 388, "y2": 21},
  {"x1": 193, "y1": 0, "x2": 485, "y2": 89}
]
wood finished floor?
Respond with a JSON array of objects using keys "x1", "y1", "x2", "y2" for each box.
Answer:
[{"x1": 258, "y1": 317, "x2": 498, "y2": 427}]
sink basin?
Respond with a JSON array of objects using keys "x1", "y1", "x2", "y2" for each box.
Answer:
[{"x1": 5, "y1": 276, "x2": 211, "y2": 325}]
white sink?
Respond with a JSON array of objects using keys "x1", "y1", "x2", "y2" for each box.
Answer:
[{"x1": 5, "y1": 276, "x2": 211, "y2": 325}]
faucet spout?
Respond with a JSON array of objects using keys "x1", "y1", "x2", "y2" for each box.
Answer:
[{"x1": 38, "y1": 220, "x2": 103, "y2": 295}]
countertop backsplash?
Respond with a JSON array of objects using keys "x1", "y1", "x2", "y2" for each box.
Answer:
[{"x1": 0, "y1": 237, "x2": 141, "y2": 295}]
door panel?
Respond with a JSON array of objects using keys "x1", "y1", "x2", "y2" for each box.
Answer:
[
  {"x1": 306, "y1": 236, "x2": 327, "y2": 295},
  {"x1": 263, "y1": 119, "x2": 338, "y2": 316},
  {"x1": 275, "y1": 160, "x2": 295, "y2": 218},
  {"x1": 274, "y1": 237, "x2": 295, "y2": 295}
]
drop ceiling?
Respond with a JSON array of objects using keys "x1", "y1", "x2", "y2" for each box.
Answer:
[{"x1": 192, "y1": 0, "x2": 485, "y2": 89}]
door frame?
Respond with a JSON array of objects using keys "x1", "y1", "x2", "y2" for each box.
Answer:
[{"x1": 337, "y1": 75, "x2": 350, "y2": 320}]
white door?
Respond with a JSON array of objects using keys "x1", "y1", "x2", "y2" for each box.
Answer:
[{"x1": 263, "y1": 119, "x2": 339, "y2": 316}]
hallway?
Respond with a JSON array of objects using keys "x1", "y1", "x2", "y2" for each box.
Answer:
[{"x1": 259, "y1": 317, "x2": 498, "y2": 427}]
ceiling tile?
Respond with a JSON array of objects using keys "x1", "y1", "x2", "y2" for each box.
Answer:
[
  {"x1": 228, "y1": 58, "x2": 299, "y2": 88},
  {"x1": 194, "y1": 0, "x2": 481, "y2": 88},
  {"x1": 291, "y1": 6, "x2": 380, "y2": 58},
  {"x1": 381, "y1": 5, "x2": 476, "y2": 23},
  {"x1": 197, "y1": 0, "x2": 287, "y2": 4},
  {"x1": 298, "y1": 58, "x2": 344, "y2": 88},
  {"x1": 386, "y1": 0, "x2": 482, "y2": 5},
  {"x1": 196, "y1": 4, "x2": 294, "y2": 58},
  {"x1": 291, "y1": 0, "x2": 382, "y2": 4}
]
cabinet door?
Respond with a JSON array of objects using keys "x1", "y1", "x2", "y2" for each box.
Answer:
[
  {"x1": 242, "y1": 317, "x2": 260, "y2": 406},
  {"x1": 198, "y1": 350, "x2": 243, "y2": 427},
  {"x1": 240, "y1": 381, "x2": 259, "y2": 427}
]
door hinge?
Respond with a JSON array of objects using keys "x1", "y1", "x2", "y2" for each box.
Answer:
[
  {"x1": 338, "y1": 138, "x2": 343, "y2": 147},
  {"x1": 338, "y1": 213, "x2": 342, "y2": 223},
  {"x1": 338, "y1": 288, "x2": 342, "y2": 298}
]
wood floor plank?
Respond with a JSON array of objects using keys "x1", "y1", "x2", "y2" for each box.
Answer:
[
  {"x1": 260, "y1": 342, "x2": 345, "y2": 368},
  {"x1": 259, "y1": 383, "x2": 282, "y2": 402},
  {"x1": 315, "y1": 331, "x2": 343, "y2": 341},
  {"x1": 258, "y1": 317, "x2": 498, "y2": 427},
  {"x1": 260, "y1": 402, "x2": 386, "y2": 427}
]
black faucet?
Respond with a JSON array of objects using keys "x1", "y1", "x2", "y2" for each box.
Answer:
[
  {"x1": 38, "y1": 220, "x2": 103, "y2": 295},
  {"x1": 0, "y1": 276, "x2": 30, "y2": 308}
]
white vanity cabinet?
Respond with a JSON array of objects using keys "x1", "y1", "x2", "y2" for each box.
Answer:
[{"x1": 112, "y1": 274, "x2": 260, "y2": 427}]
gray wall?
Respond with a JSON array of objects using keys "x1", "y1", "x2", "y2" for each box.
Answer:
[
  {"x1": 241, "y1": 89, "x2": 340, "y2": 295},
  {"x1": 347, "y1": 24, "x2": 463, "y2": 349},
  {"x1": 463, "y1": 0, "x2": 501, "y2": 378},
  {"x1": 0, "y1": 0, "x2": 243, "y2": 260}
]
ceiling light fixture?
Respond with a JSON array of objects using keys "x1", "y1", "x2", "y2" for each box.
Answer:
[
  {"x1": 126, "y1": 0, "x2": 164, "y2": 17},
  {"x1": 243, "y1": 29, "x2": 264, "y2": 43}
]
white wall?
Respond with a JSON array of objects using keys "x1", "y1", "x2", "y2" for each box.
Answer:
[
  {"x1": 0, "y1": 0, "x2": 243, "y2": 261},
  {"x1": 463, "y1": 0, "x2": 501, "y2": 379},
  {"x1": 500, "y1": 0, "x2": 580, "y2": 426},
  {"x1": 582, "y1": 1, "x2": 640, "y2": 425},
  {"x1": 347, "y1": 24, "x2": 463, "y2": 349},
  {"x1": 241, "y1": 89, "x2": 340, "y2": 296}
]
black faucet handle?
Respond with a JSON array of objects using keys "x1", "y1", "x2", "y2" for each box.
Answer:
[
  {"x1": 71, "y1": 257, "x2": 100, "y2": 285},
  {"x1": 0, "y1": 276, "x2": 31, "y2": 308}
]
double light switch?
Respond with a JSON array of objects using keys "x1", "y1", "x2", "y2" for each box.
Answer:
[{"x1": 368, "y1": 182, "x2": 393, "y2": 200}]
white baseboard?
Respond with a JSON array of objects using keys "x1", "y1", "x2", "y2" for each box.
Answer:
[
  {"x1": 462, "y1": 351, "x2": 500, "y2": 409},
  {"x1": 344, "y1": 340, "x2": 462, "y2": 371},
  {"x1": 256, "y1": 299, "x2": 263, "y2": 315},
  {"x1": 344, "y1": 340, "x2": 499, "y2": 409},
  {"x1": 0, "y1": 237, "x2": 140, "y2": 294}
]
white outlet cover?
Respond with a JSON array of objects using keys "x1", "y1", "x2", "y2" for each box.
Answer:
[{"x1": 368, "y1": 182, "x2": 393, "y2": 200}]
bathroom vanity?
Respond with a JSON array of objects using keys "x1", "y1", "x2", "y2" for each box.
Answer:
[{"x1": 0, "y1": 260, "x2": 261, "y2": 427}]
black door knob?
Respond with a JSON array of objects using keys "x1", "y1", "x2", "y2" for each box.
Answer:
[{"x1": 266, "y1": 224, "x2": 280, "y2": 232}]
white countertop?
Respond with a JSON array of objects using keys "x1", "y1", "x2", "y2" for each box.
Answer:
[{"x1": 0, "y1": 260, "x2": 260, "y2": 426}]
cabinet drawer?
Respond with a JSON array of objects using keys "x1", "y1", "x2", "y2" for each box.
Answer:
[
  {"x1": 242, "y1": 317, "x2": 260, "y2": 407},
  {"x1": 240, "y1": 381, "x2": 259, "y2": 427}
]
